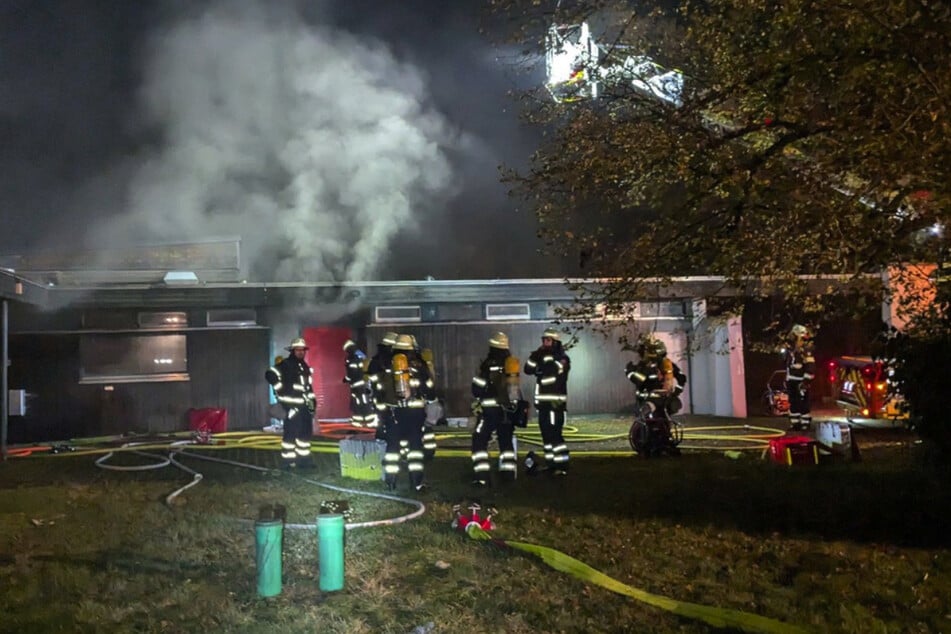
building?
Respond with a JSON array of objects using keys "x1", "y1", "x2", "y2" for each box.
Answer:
[{"x1": 0, "y1": 240, "x2": 749, "y2": 447}]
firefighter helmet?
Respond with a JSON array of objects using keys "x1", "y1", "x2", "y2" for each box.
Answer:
[
  {"x1": 489, "y1": 331, "x2": 510, "y2": 349},
  {"x1": 286, "y1": 337, "x2": 308, "y2": 351},
  {"x1": 393, "y1": 334, "x2": 415, "y2": 351},
  {"x1": 542, "y1": 327, "x2": 561, "y2": 341},
  {"x1": 637, "y1": 335, "x2": 665, "y2": 360},
  {"x1": 343, "y1": 339, "x2": 356, "y2": 351},
  {"x1": 382, "y1": 331, "x2": 399, "y2": 346},
  {"x1": 790, "y1": 324, "x2": 811, "y2": 339}
]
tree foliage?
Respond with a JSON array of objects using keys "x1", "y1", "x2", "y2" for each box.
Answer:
[
  {"x1": 490, "y1": 0, "x2": 950, "y2": 328},
  {"x1": 491, "y1": 0, "x2": 951, "y2": 452}
]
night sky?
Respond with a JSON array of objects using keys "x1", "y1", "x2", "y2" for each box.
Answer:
[{"x1": 0, "y1": 0, "x2": 568, "y2": 281}]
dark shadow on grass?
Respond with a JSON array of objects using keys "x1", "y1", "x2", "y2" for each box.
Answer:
[
  {"x1": 0, "y1": 549, "x2": 235, "y2": 579},
  {"x1": 425, "y1": 445, "x2": 951, "y2": 548}
]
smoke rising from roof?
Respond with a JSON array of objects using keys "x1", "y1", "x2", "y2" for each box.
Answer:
[{"x1": 88, "y1": 1, "x2": 457, "y2": 282}]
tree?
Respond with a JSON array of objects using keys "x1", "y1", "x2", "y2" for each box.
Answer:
[
  {"x1": 490, "y1": 0, "x2": 948, "y2": 319},
  {"x1": 490, "y1": 0, "x2": 951, "y2": 449}
]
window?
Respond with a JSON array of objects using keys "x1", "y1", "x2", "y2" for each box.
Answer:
[
  {"x1": 83, "y1": 310, "x2": 138, "y2": 330},
  {"x1": 80, "y1": 334, "x2": 188, "y2": 384},
  {"x1": 485, "y1": 303, "x2": 531, "y2": 321},
  {"x1": 207, "y1": 308, "x2": 257, "y2": 327},
  {"x1": 374, "y1": 306, "x2": 422, "y2": 323},
  {"x1": 138, "y1": 311, "x2": 188, "y2": 329},
  {"x1": 568, "y1": 302, "x2": 637, "y2": 321}
]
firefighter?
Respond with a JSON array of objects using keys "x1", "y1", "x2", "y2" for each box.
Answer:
[
  {"x1": 265, "y1": 337, "x2": 316, "y2": 469},
  {"x1": 379, "y1": 334, "x2": 434, "y2": 491},
  {"x1": 625, "y1": 336, "x2": 688, "y2": 457},
  {"x1": 524, "y1": 327, "x2": 571, "y2": 475},
  {"x1": 343, "y1": 339, "x2": 377, "y2": 428},
  {"x1": 415, "y1": 340, "x2": 439, "y2": 460},
  {"x1": 784, "y1": 324, "x2": 815, "y2": 431},
  {"x1": 470, "y1": 331, "x2": 523, "y2": 486},
  {"x1": 625, "y1": 336, "x2": 687, "y2": 412},
  {"x1": 421, "y1": 346, "x2": 446, "y2": 456},
  {"x1": 367, "y1": 332, "x2": 399, "y2": 441}
]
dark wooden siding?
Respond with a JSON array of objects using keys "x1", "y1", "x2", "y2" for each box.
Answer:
[
  {"x1": 8, "y1": 329, "x2": 270, "y2": 442},
  {"x1": 365, "y1": 323, "x2": 642, "y2": 417},
  {"x1": 186, "y1": 329, "x2": 271, "y2": 431}
]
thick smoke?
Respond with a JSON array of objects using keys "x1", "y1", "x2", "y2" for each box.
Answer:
[{"x1": 90, "y1": 1, "x2": 456, "y2": 282}]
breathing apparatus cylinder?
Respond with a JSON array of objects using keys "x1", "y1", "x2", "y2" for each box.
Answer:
[
  {"x1": 317, "y1": 514, "x2": 345, "y2": 592},
  {"x1": 421, "y1": 348, "x2": 436, "y2": 382},
  {"x1": 255, "y1": 518, "x2": 283, "y2": 597},
  {"x1": 504, "y1": 355, "x2": 521, "y2": 405},
  {"x1": 392, "y1": 353, "x2": 410, "y2": 399}
]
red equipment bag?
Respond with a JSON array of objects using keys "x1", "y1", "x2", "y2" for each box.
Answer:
[
  {"x1": 767, "y1": 436, "x2": 819, "y2": 466},
  {"x1": 188, "y1": 408, "x2": 228, "y2": 434}
]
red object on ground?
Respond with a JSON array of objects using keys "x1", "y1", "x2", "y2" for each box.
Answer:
[
  {"x1": 188, "y1": 408, "x2": 228, "y2": 434},
  {"x1": 767, "y1": 436, "x2": 819, "y2": 466}
]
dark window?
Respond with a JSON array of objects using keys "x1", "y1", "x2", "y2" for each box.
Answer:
[
  {"x1": 137, "y1": 311, "x2": 188, "y2": 329},
  {"x1": 80, "y1": 334, "x2": 188, "y2": 383},
  {"x1": 485, "y1": 303, "x2": 531, "y2": 320},
  {"x1": 206, "y1": 308, "x2": 257, "y2": 327},
  {"x1": 375, "y1": 306, "x2": 422, "y2": 323}
]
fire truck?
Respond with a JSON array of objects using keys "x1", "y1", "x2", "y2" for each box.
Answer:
[{"x1": 828, "y1": 355, "x2": 908, "y2": 422}]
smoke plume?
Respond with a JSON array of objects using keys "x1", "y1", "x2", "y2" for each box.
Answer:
[{"x1": 90, "y1": 0, "x2": 456, "y2": 282}]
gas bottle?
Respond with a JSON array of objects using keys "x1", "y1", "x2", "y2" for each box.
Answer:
[
  {"x1": 392, "y1": 353, "x2": 410, "y2": 399},
  {"x1": 504, "y1": 355, "x2": 522, "y2": 405}
]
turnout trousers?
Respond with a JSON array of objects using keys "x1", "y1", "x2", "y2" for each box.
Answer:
[
  {"x1": 281, "y1": 405, "x2": 313, "y2": 467},
  {"x1": 536, "y1": 402, "x2": 569, "y2": 473},
  {"x1": 470, "y1": 407, "x2": 517, "y2": 483}
]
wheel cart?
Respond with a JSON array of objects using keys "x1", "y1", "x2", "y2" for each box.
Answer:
[{"x1": 761, "y1": 370, "x2": 790, "y2": 417}]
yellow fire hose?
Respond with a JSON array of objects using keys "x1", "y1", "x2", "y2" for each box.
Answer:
[
  {"x1": 464, "y1": 524, "x2": 809, "y2": 634},
  {"x1": 15, "y1": 424, "x2": 785, "y2": 461}
]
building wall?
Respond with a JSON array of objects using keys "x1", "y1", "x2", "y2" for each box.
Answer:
[
  {"x1": 8, "y1": 329, "x2": 270, "y2": 442},
  {"x1": 363, "y1": 321, "x2": 696, "y2": 417}
]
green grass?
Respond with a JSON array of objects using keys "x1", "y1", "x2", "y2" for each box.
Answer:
[{"x1": 1, "y1": 421, "x2": 949, "y2": 633}]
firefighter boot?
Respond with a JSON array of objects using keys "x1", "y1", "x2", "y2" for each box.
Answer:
[
  {"x1": 411, "y1": 472, "x2": 427, "y2": 493},
  {"x1": 524, "y1": 451, "x2": 539, "y2": 476}
]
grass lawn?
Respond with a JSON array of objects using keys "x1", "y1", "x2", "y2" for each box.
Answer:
[{"x1": 1, "y1": 417, "x2": 949, "y2": 633}]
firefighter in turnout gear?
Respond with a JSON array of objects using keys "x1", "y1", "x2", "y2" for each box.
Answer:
[
  {"x1": 625, "y1": 336, "x2": 687, "y2": 412},
  {"x1": 625, "y1": 336, "x2": 687, "y2": 456},
  {"x1": 784, "y1": 324, "x2": 815, "y2": 430},
  {"x1": 265, "y1": 337, "x2": 316, "y2": 469},
  {"x1": 417, "y1": 344, "x2": 439, "y2": 460},
  {"x1": 470, "y1": 332, "x2": 524, "y2": 486},
  {"x1": 524, "y1": 327, "x2": 571, "y2": 475},
  {"x1": 378, "y1": 334, "x2": 435, "y2": 491},
  {"x1": 343, "y1": 339, "x2": 377, "y2": 428},
  {"x1": 367, "y1": 332, "x2": 398, "y2": 441}
]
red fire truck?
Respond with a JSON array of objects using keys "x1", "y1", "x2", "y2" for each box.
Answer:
[{"x1": 828, "y1": 355, "x2": 907, "y2": 422}]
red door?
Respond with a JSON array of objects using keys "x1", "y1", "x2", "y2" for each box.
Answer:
[{"x1": 303, "y1": 327, "x2": 352, "y2": 421}]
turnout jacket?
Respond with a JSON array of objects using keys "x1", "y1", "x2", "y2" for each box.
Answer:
[
  {"x1": 471, "y1": 347, "x2": 513, "y2": 409},
  {"x1": 626, "y1": 358, "x2": 686, "y2": 398},
  {"x1": 369, "y1": 347, "x2": 435, "y2": 408},
  {"x1": 343, "y1": 346, "x2": 369, "y2": 392},
  {"x1": 524, "y1": 341, "x2": 570, "y2": 406},
  {"x1": 265, "y1": 356, "x2": 315, "y2": 409},
  {"x1": 784, "y1": 342, "x2": 815, "y2": 384}
]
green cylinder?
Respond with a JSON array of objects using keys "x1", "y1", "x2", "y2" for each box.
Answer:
[
  {"x1": 317, "y1": 513, "x2": 345, "y2": 592},
  {"x1": 255, "y1": 518, "x2": 283, "y2": 598}
]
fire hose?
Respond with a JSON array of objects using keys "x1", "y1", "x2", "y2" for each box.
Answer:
[{"x1": 461, "y1": 522, "x2": 809, "y2": 634}]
